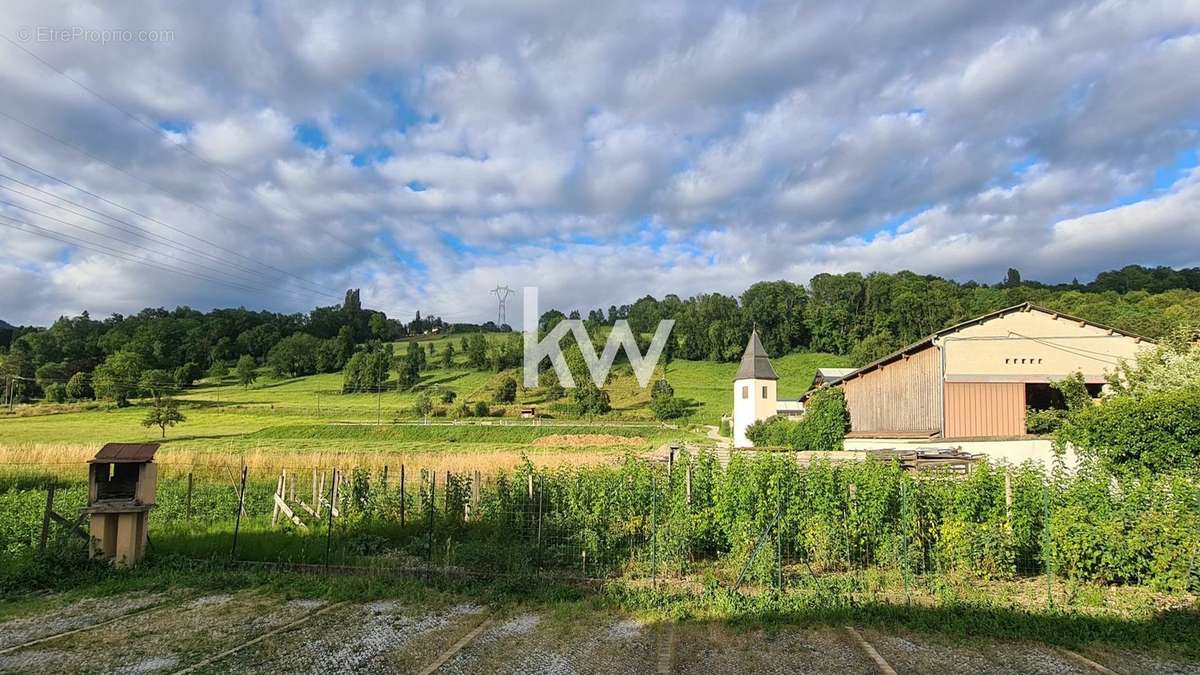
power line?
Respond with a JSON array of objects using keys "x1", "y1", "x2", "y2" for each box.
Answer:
[
  {"x1": 0, "y1": 188, "x2": 297, "y2": 292},
  {"x1": 0, "y1": 177, "x2": 332, "y2": 295},
  {"x1": 1, "y1": 33, "x2": 243, "y2": 185},
  {"x1": 0, "y1": 213, "x2": 295, "y2": 296},
  {"x1": 0, "y1": 108, "x2": 345, "y2": 295},
  {"x1": 0, "y1": 151, "x2": 342, "y2": 299},
  {"x1": 0, "y1": 200, "x2": 332, "y2": 301}
]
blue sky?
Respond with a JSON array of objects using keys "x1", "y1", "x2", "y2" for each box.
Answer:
[{"x1": 1, "y1": 1, "x2": 1199, "y2": 326}]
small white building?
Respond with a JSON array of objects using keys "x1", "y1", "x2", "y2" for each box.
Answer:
[{"x1": 732, "y1": 330, "x2": 784, "y2": 448}]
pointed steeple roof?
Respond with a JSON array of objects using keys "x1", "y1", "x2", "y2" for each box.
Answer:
[{"x1": 734, "y1": 329, "x2": 778, "y2": 381}]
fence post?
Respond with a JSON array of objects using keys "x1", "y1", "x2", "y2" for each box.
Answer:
[
  {"x1": 400, "y1": 464, "x2": 406, "y2": 528},
  {"x1": 686, "y1": 463, "x2": 692, "y2": 506},
  {"x1": 231, "y1": 464, "x2": 248, "y2": 560},
  {"x1": 382, "y1": 465, "x2": 389, "y2": 491},
  {"x1": 185, "y1": 472, "x2": 193, "y2": 523},
  {"x1": 324, "y1": 469, "x2": 336, "y2": 572},
  {"x1": 536, "y1": 477, "x2": 544, "y2": 569},
  {"x1": 900, "y1": 477, "x2": 910, "y2": 601},
  {"x1": 1044, "y1": 480, "x2": 1053, "y2": 610},
  {"x1": 651, "y1": 471, "x2": 658, "y2": 587},
  {"x1": 39, "y1": 482, "x2": 55, "y2": 552},
  {"x1": 427, "y1": 471, "x2": 436, "y2": 567}
]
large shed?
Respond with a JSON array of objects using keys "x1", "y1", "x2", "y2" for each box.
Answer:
[{"x1": 803, "y1": 303, "x2": 1151, "y2": 440}]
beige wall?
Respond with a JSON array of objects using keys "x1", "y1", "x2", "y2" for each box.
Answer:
[
  {"x1": 939, "y1": 309, "x2": 1148, "y2": 383},
  {"x1": 733, "y1": 378, "x2": 777, "y2": 448},
  {"x1": 843, "y1": 437, "x2": 1077, "y2": 470}
]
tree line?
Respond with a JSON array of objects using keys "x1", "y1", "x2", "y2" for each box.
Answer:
[
  {"x1": 3, "y1": 264, "x2": 1199, "y2": 406},
  {"x1": 542, "y1": 264, "x2": 1200, "y2": 366},
  {"x1": 0, "y1": 288, "x2": 508, "y2": 404}
]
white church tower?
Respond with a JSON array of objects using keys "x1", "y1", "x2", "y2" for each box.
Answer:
[{"x1": 732, "y1": 329, "x2": 779, "y2": 448}]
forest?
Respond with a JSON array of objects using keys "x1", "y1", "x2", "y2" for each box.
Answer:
[{"x1": 2, "y1": 264, "x2": 1199, "y2": 404}]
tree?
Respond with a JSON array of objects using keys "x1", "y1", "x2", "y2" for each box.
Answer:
[
  {"x1": 35, "y1": 361, "x2": 66, "y2": 390},
  {"x1": 207, "y1": 361, "x2": 229, "y2": 382},
  {"x1": 65, "y1": 371, "x2": 91, "y2": 400},
  {"x1": 572, "y1": 383, "x2": 611, "y2": 416},
  {"x1": 395, "y1": 349, "x2": 421, "y2": 391},
  {"x1": 140, "y1": 368, "x2": 173, "y2": 404},
  {"x1": 174, "y1": 362, "x2": 202, "y2": 387},
  {"x1": 473, "y1": 401, "x2": 490, "y2": 417},
  {"x1": 267, "y1": 333, "x2": 322, "y2": 377},
  {"x1": 413, "y1": 390, "x2": 434, "y2": 420},
  {"x1": 93, "y1": 351, "x2": 144, "y2": 406},
  {"x1": 142, "y1": 396, "x2": 186, "y2": 438},
  {"x1": 442, "y1": 343, "x2": 455, "y2": 369},
  {"x1": 741, "y1": 281, "x2": 808, "y2": 356},
  {"x1": 849, "y1": 333, "x2": 900, "y2": 367},
  {"x1": 440, "y1": 389, "x2": 457, "y2": 404},
  {"x1": 43, "y1": 382, "x2": 68, "y2": 403},
  {"x1": 467, "y1": 334, "x2": 489, "y2": 369},
  {"x1": 649, "y1": 378, "x2": 686, "y2": 420},
  {"x1": 236, "y1": 355, "x2": 258, "y2": 388},
  {"x1": 495, "y1": 376, "x2": 517, "y2": 403},
  {"x1": 369, "y1": 312, "x2": 390, "y2": 341},
  {"x1": 343, "y1": 346, "x2": 392, "y2": 392}
]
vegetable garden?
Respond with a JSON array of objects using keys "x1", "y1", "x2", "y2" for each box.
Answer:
[{"x1": 2, "y1": 453, "x2": 1198, "y2": 600}]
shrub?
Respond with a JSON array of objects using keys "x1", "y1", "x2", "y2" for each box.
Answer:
[
  {"x1": 473, "y1": 401, "x2": 490, "y2": 417},
  {"x1": 65, "y1": 372, "x2": 91, "y2": 400},
  {"x1": 572, "y1": 384, "x2": 611, "y2": 416},
  {"x1": 1056, "y1": 387, "x2": 1200, "y2": 474},
  {"x1": 43, "y1": 382, "x2": 68, "y2": 403},
  {"x1": 494, "y1": 377, "x2": 517, "y2": 403},
  {"x1": 1026, "y1": 407, "x2": 1068, "y2": 435},
  {"x1": 747, "y1": 387, "x2": 849, "y2": 451}
]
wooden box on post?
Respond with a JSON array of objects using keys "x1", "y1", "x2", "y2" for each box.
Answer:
[{"x1": 84, "y1": 443, "x2": 159, "y2": 567}]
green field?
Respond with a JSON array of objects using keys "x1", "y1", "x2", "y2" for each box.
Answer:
[{"x1": 0, "y1": 332, "x2": 845, "y2": 460}]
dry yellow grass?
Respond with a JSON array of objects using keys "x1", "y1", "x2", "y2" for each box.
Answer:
[{"x1": 0, "y1": 443, "x2": 626, "y2": 479}]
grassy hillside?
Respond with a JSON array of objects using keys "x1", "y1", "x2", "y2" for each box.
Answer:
[{"x1": 0, "y1": 334, "x2": 846, "y2": 456}]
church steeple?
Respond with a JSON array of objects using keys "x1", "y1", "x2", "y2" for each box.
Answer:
[{"x1": 734, "y1": 329, "x2": 778, "y2": 381}]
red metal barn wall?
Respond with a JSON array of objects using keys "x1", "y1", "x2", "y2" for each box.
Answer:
[{"x1": 942, "y1": 382, "x2": 1025, "y2": 438}]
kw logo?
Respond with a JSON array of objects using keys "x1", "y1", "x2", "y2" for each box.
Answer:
[{"x1": 522, "y1": 287, "x2": 674, "y2": 388}]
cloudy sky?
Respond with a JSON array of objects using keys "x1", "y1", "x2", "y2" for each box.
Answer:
[{"x1": 1, "y1": 1, "x2": 1198, "y2": 327}]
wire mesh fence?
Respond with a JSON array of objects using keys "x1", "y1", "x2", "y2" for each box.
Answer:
[{"x1": 3, "y1": 452, "x2": 1199, "y2": 601}]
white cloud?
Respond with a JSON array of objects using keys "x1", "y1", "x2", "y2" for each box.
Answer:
[{"x1": 0, "y1": 0, "x2": 1198, "y2": 326}]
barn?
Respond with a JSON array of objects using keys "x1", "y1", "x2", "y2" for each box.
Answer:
[{"x1": 803, "y1": 303, "x2": 1151, "y2": 440}]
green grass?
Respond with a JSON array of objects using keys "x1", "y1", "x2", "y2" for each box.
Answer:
[{"x1": 0, "y1": 346, "x2": 845, "y2": 453}]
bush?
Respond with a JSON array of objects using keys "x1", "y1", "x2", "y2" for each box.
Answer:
[
  {"x1": 473, "y1": 401, "x2": 490, "y2": 417},
  {"x1": 1026, "y1": 407, "x2": 1068, "y2": 435},
  {"x1": 1056, "y1": 387, "x2": 1200, "y2": 474},
  {"x1": 747, "y1": 387, "x2": 849, "y2": 451},
  {"x1": 43, "y1": 382, "x2": 68, "y2": 403},
  {"x1": 494, "y1": 377, "x2": 517, "y2": 403},
  {"x1": 572, "y1": 384, "x2": 611, "y2": 416},
  {"x1": 65, "y1": 372, "x2": 91, "y2": 400}
]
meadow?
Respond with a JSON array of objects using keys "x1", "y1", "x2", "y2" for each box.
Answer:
[{"x1": 0, "y1": 329, "x2": 846, "y2": 463}]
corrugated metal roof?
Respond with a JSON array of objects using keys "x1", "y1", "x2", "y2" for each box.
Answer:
[
  {"x1": 90, "y1": 443, "x2": 159, "y2": 463},
  {"x1": 733, "y1": 330, "x2": 779, "y2": 381}
]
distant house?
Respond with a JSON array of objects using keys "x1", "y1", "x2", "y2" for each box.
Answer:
[
  {"x1": 800, "y1": 303, "x2": 1151, "y2": 440},
  {"x1": 811, "y1": 367, "x2": 854, "y2": 388}
]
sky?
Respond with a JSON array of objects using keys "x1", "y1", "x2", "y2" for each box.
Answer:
[{"x1": 0, "y1": 1, "x2": 1198, "y2": 327}]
